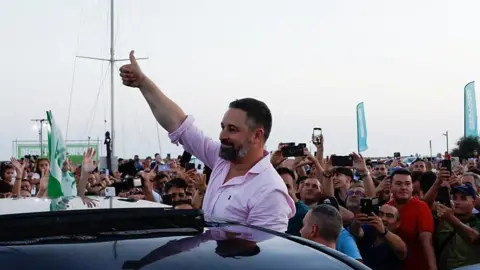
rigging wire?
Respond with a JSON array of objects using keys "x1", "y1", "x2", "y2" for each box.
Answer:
[
  {"x1": 85, "y1": 64, "x2": 110, "y2": 138},
  {"x1": 114, "y1": 62, "x2": 126, "y2": 158},
  {"x1": 145, "y1": 57, "x2": 162, "y2": 156},
  {"x1": 84, "y1": 1, "x2": 111, "y2": 140},
  {"x1": 65, "y1": 2, "x2": 86, "y2": 141},
  {"x1": 155, "y1": 122, "x2": 162, "y2": 157}
]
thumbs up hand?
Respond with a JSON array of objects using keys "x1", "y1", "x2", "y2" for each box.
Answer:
[{"x1": 119, "y1": 50, "x2": 146, "y2": 88}]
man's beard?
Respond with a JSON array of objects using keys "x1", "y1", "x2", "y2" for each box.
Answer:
[
  {"x1": 219, "y1": 139, "x2": 251, "y2": 161},
  {"x1": 346, "y1": 200, "x2": 360, "y2": 212}
]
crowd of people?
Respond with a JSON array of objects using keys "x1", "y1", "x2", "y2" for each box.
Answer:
[{"x1": 0, "y1": 50, "x2": 479, "y2": 270}]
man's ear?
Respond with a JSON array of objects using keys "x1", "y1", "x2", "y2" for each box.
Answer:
[
  {"x1": 253, "y1": 127, "x2": 265, "y2": 143},
  {"x1": 311, "y1": 224, "x2": 319, "y2": 238}
]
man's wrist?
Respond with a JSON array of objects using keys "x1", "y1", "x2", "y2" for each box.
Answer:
[{"x1": 357, "y1": 170, "x2": 369, "y2": 177}]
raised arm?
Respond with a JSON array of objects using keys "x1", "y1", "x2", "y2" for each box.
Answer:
[
  {"x1": 120, "y1": 50, "x2": 186, "y2": 132},
  {"x1": 120, "y1": 51, "x2": 219, "y2": 167}
]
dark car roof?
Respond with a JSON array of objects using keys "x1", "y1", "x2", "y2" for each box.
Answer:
[
  {"x1": 0, "y1": 228, "x2": 366, "y2": 270},
  {"x1": 0, "y1": 201, "x2": 368, "y2": 270}
]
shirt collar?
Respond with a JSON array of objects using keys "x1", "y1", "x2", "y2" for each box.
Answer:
[{"x1": 246, "y1": 150, "x2": 271, "y2": 175}]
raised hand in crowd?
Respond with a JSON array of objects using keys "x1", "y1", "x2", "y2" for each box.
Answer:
[
  {"x1": 351, "y1": 152, "x2": 375, "y2": 198},
  {"x1": 140, "y1": 166, "x2": 158, "y2": 203},
  {"x1": 77, "y1": 147, "x2": 98, "y2": 208},
  {"x1": 10, "y1": 157, "x2": 24, "y2": 197},
  {"x1": 36, "y1": 168, "x2": 49, "y2": 198}
]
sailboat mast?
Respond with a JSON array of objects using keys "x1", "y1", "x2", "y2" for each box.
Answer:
[
  {"x1": 77, "y1": 0, "x2": 148, "y2": 159},
  {"x1": 109, "y1": 0, "x2": 115, "y2": 157}
]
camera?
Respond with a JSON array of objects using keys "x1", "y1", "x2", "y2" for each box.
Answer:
[{"x1": 281, "y1": 144, "x2": 306, "y2": 157}]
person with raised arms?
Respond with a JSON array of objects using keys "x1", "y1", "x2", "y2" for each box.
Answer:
[{"x1": 119, "y1": 51, "x2": 295, "y2": 232}]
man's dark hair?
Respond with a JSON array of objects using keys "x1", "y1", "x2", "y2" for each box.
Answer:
[
  {"x1": 154, "y1": 153, "x2": 160, "y2": 157},
  {"x1": 411, "y1": 171, "x2": 423, "y2": 183},
  {"x1": 390, "y1": 168, "x2": 411, "y2": 180},
  {"x1": 412, "y1": 158, "x2": 425, "y2": 165},
  {"x1": 155, "y1": 173, "x2": 168, "y2": 182},
  {"x1": 0, "y1": 181, "x2": 12, "y2": 193},
  {"x1": 164, "y1": 178, "x2": 188, "y2": 194},
  {"x1": 229, "y1": 98, "x2": 272, "y2": 142},
  {"x1": 309, "y1": 204, "x2": 343, "y2": 243},
  {"x1": 0, "y1": 162, "x2": 14, "y2": 179},
  {"x1": 276, "y1": 167, "x2": 296, "y2": 181},
  {"x1": 297, "y1": 175, "x2": 308, "y2": 186}
]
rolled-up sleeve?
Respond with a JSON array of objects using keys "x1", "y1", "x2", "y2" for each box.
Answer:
[
  {"x1": 246, "y1": 190, "x2": 295, "y2": 232},
  {"x1": 168, "y1": 115, "x2": 220, "y2": 169}
]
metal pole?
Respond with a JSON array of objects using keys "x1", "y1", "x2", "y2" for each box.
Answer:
[
  {"x1": 446, "y1": 131, "x2": 449, "y2": 153},
  {"x1": 429, "y1": 140, "x2": 432, "y2": 158},
  {"x1": 110, "y1": 0, "x2": 115, "y2": 158},
  {"x1": 39, "y1": 121, "x2": 43, "y2": 157},
  {"x1": 443, "y1": 131, "x2": 449, "y2": 153}
]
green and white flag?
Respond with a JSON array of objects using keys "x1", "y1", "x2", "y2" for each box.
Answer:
[{"x1": 47, "y1": 110, "x2": 76, "y2": 198}]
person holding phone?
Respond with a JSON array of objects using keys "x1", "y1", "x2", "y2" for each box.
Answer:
[
  {"x1": 120, "y1": 51, "x2": 295, "y2": 232},
  {"x1": 350, "y1": 204, "x2": 407, "y2": 270}
]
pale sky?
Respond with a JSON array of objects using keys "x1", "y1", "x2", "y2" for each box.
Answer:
[{"x1": 2, "y1": 0, "x2": 480, "y2": 160}]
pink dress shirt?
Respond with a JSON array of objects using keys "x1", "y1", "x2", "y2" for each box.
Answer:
[{"x1": 169, "y1": 115, "x2": 296, "y2": 232}]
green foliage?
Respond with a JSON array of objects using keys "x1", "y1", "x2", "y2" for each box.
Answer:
[{"x1": 451, "y1": 136, "x2": 480, "y2": 160}]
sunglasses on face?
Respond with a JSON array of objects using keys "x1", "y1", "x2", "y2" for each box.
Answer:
[
  {"x1": 375, "y1": 168, "x2": 386, "y2": 171},
  {"x1": 346, "y1": 190, "x2": 365, "y2": 197}
]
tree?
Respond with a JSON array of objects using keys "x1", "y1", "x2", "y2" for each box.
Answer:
[{"x1": 450, "y1": 136, "x2": 480, "y2": 160}]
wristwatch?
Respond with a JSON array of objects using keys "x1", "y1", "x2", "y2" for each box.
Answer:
[
  {"x1": 359, "y1": 170, "x2": 370, "y2": 177},
  {"x1": 381, "y1": 228, "x2": 388, "y2": 237},
  {"x1": 323, "y1": 172, "x2": 333, "y2": 178}
]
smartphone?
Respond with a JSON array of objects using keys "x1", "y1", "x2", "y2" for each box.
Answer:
[
  {"x1": 441, "y1": 159, "x2": 452, "y2": 172},
  {"x1": 158, "y1": 164, "x2": 170, "y2": 172},
  {"x1": 312, "y1": 128, "x2": 322, "y2": 145},
  {"x1": 436, "y1": 187, "x2": 451, "y2": 207},
  {"x1": 394, "y1": 152, "x2": 401, "y2": 158},
  {"x1": 162, "y1": 194, "x2": 173, "y2": 205},
  {"x1": 282, "y1": 145, "x2": 304, "y2": 157},
  {"x1": 279, "y1": 142, "x2": 295, "y2": 148},
  {"x1": 179, "y1": 151, "x2": 192, "y2": 168},
  {"x1": 360, "y1": 198, "x2": 379, "y2": 215},
  {"x1": 127, "y1": 177, "x2": 144, "y2": 189},
  {"x1": 186, "y1": 163, "x2": 196, "y2": 171},
  {"x1": 331, "y1": 155, "x2": 354, "y2": 167},
  {"x1": 166, "y1": 153, "x2": 171, "y2": 160},
  {"x1": 105, "y1": 187, "x2": 116, "y2": 197}
]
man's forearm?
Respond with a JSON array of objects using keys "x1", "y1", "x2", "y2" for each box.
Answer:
[
  {"x1": 77, "y1": 171, "x2": 88, "y2": 196},
  {"x1": 447, "y1": 215, "x2": 480, "y2": 244},
  {"x1": 140, "y1": 78, "x2": 187, "y2": 133},
  {"x1": 420, "y1": 233, "x2": 437, "y2": 270},
  {"x1": 384, "y1": 231, "x2": 408, "y2": 260}
]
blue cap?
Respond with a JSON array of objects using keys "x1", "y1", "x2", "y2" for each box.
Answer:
[{"x1": 451, "y1": 183, "x2": 477, "y2": 198}]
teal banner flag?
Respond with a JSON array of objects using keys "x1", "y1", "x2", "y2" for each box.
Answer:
[
  {"x1": 464, "y1": 81, "x2": 478, "y2": 137},
  {"x1": 356, "y1": 102, "x2": 368, "y2": 152}
]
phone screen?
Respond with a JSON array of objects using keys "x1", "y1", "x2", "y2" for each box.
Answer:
[
  {"x1": 179, "y1": 151, "x2": 192, "y2": 168},
  {"x1": 186, "y1": 163, "x2": 196, "y2": 171},
  {"x1": 441, "y1": 159, "x2": 452, "y2": 172},
  {"x1": 133, "y1": 178, "x2": 142, "y2": 187},
  {"x1": 360, "y1": 198, "x2": 372, "y2": 215},
  {"x1": 158, "y1": 164, "x2": 171, "y2": 172},
  {"x1": 312, "y1": 128, "x2": 322, "y2": 145}
]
